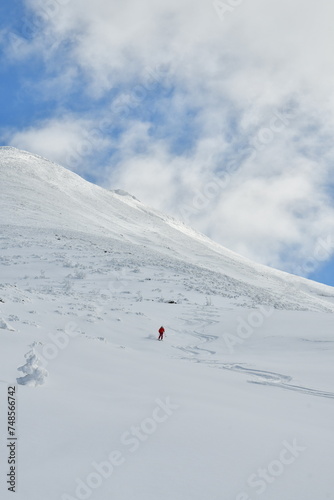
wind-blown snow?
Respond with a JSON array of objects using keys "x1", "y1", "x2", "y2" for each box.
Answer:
[{"x1": 0, "y1": 147, "x2": 333, "y2": 500}]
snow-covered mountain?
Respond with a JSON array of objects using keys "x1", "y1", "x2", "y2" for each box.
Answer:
[
  {"x1": 1, "y1": 147, "x2": 333, "y2": 312},
  {"x1": 0, "y1": 147, "x2": 333, "y2": 500}
]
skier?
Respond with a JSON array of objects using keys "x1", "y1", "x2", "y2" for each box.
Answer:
[{"x1": 158, "y1": 326, "x2": 165, "y2": 341}]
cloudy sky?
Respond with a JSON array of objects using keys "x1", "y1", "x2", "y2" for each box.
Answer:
[{"x1": 1, "y1": 0, "x2": 334, "y2": 285}]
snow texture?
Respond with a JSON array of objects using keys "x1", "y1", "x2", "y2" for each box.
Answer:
[
  {"x1": 16, "y1": 348, "x2": 48, "y2": 387},
  {"x1": 0, "y1": 318, "x2": 15, "y2": 331},
  {"x1": 0, "y1": 147, "x2": 333, "y2": 500}
]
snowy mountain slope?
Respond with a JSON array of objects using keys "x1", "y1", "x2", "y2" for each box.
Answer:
[
  {"x1": 1, "y1": 146, "x2": 334, "y2": 312},
  {"x1": 0, "y1": 147, "x2": 334, "y2": 500}
]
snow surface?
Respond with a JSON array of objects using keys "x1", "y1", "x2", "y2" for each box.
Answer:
[{"x1": 0, "y1": 147, "x2": 333, "y2": 499}]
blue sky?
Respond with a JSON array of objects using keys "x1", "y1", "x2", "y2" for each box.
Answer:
[{"x1": 1, "y1": 0, "x2": 334, "y2": 286}]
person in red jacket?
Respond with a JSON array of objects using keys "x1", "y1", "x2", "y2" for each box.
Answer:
[{"x1": 158, "y1": 326, "x2": 165, "y2": 341}]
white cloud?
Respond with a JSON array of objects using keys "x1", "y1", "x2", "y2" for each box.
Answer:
[{"x1": 7, "y1": 115, "x2": 111, "y2": 176}]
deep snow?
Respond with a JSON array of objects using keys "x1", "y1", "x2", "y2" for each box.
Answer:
[{"x1": 0, "y1": 147, "x2": 333, "y2": 500}]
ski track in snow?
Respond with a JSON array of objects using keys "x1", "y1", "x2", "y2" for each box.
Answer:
[{"x1": 173, "y1": 307, "x2": 334, "y2": 400}]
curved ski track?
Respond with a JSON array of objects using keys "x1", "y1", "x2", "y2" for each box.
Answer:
[{"x1": 173, "y1": 307, "x2": 334, "y2": 400}]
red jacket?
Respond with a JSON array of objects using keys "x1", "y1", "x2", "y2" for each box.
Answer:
[{"x1": 159, "y1": 327, "x2": 165, "y2": 334}]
